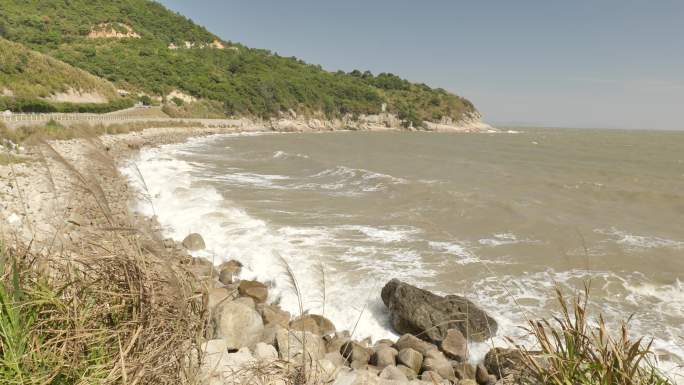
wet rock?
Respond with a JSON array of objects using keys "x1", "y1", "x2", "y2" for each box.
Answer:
[
  {"x1": 212, "y1": 300, "x2": 264, "y2": 350},
  {"x1": 218, "y1": 260, "x2": 242, "y2": 285},
  {"x1": 341, "y1": 341, "x2": 371, "y2": 365},
  {"x1": 371, "y1": 346, "x2": 398, "y2": 369},
  {"x1": 395, "y1": 333, "x2": 438, "y2": 356},
  {"x1": 374, "y1": 339, "x2": 396, "y2": 349},
  {"x1": 380, "y1": 365, "x2": 409, "y2": 382},
  {"x1": 475, "y1": 363, "x2": 490, "y2": 384},
  {"x1": 290, "y1": 314, "x2": 336, "y2": 336},
  {"x1": 441, "y1": 329, "x2": 468, "y2": 361},
  {"x1": 453, "y1": 362, "x2": 476, "y2": 380},
  {"x1": 238, "y1": 280, "x2": 268, "y2": 303},
  {"x1": 182, "y1": 233, "x2": 205, "y2": 251},
  {"x1": 381, "y1": 279, "x2": 497, "y2": 343},
  {"x1": 397, "y1": 348, "x2": 423, "y2": 373},
  {"x1": 483, "y1": 348, "x2": 526, "y2": 379}
]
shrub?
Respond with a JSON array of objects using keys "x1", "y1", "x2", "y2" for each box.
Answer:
[{"x1": 517, "y1": 286, "x2": 674, "y2": 385}]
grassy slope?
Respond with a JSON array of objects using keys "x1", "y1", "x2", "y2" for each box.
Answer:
[
  {"x1": 0, "y1": 38, "x2": 118, "y2": 100},
  {"x1": 0, "y1": 0, "x2": 478, "y2": 124}
]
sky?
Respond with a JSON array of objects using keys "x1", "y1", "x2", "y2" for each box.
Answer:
[{"x1": 159, "y1": 0, "x2": 684, "y2": 130}]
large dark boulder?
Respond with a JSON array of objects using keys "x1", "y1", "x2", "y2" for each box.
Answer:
[{"x1": 381, "y1": 279, "x2": 497, "y2": 343}]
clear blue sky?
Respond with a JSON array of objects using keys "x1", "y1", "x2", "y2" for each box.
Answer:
[{"x1": 159, "y1": 0, "x2": 684, "y2": 129}]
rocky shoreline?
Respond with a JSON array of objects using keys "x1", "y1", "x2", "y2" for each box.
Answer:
[
  {"x1": 1, "y1": 125, "x2": 526, "y2": 385},
  {"x1": 1, "y1": 124, "x2": 528, "y2": 385},
  {"x1": 193, "y1": 254, "x2": 526, "y2": 385}
]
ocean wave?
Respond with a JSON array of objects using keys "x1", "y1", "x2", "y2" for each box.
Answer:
[
  {"x1": 339, "y1": 225, "x2": 421, "y2": 243},
  {"x1": 428, "y1": 241, "x2": 481, "y2": 264},
  {"x1": 478, "y1": 232, "x2": 538, "y2": 246},
  {"x1": 214, "y1": 172, "x2": 290, "y2": 189},
  {"x1": 273, "y1": 150, "x2": 309, "y2": 159},
  {"x1": 290, "y1": 166, "x2": 408, "y2": 195},
  {"x1": 466, "y1": 269, "x2": 684, "y2": 372},
  {"x1": 595, "y1": 228, "x2": 684, "y2": 250}
]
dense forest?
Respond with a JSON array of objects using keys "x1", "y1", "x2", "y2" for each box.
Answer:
[{"x1": 0, "y1": 0, "x2": 477, "y2": 125}]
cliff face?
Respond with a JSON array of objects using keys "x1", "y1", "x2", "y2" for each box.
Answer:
[{"x1": 267, "y1": 111, "x2": 493, "y2": 132}]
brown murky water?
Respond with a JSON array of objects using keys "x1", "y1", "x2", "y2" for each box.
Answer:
[{"x1": 126, "y1": 128, "x2": 684, "y2": 376}]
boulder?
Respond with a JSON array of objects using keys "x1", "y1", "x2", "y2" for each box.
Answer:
[
  {"x1": 381, "y1": 279, "x2": 497, "y2": 343},
  {"x1": 211, "y1": 300, "x2": 263, "y2": 350},
  {"x1": 325, "y1": 351, "x2": 348, "y2": 368},
  {"x1": 421, "y1": 371, "x2": 443, "y2": 383},
  {"x1": 441, "y1": 329, "x2": 468, "y2": 361},
  {"x1": 275, "y1": 327, "x2": 326, "y2": 363},
  {"x1": 379, "y1": 365, "x2": 409, "y2": 382},
  {"x1": 238, "y1": 280, "x2": 268, "y2": 303},
  {"x1": 182, "y1": 233, "x2": 206, "y2": 251},
  {"x1": 316, "y1": 359, "x2": 339, "y2": 382},
  {"x1": 254, "y1": 342, "x2": 278, "y2": 362},
  {"x1": 207, "y1": 287, "x2": 236, "y2": 310},
  {"x1": 459, "y1": 380, "x2": 478, "y2": 385},
  {"x1": 483, "y1": 348, "x2": 526, "y2": 379},
  {"x1": 202, "y1": 339, "x2": 228, "y2": 355},
  {"x1": 340, "y1": 341, "x2": 371, "y2": 366},
  {"x1": 217, "y1": 260, "x2": 242, "y2": 285},
  {"x1": 290, "y1": 314, "x2": 336, "y2": 336},
  {"x1": 397, "y1": 348, "x2": 423, "y2": 373},
  {"x1": 422, "y1": 350, "x2": 455, "y2": 381},
  {"x1": 397, "y1": 364, "x2": 418, "y2": 380},
  {"x1": 326, "y1": 332, "x2": 351, "y2": 354},
  {"x1": 201, "y1": 346, "x2": 255, "y2": 382},
  {"x1": 371, "y1": 346, "x2": 398, "y2": 369},
  {"x1": 395, "y1": 334, "x2": 438, "y2": 356},
  {"x1": 260, "y1": 304, "x2": 291, "y2": 327},
  {"x1": 453, "y1": 362, "x2": 476, "y2": 380},
  {"x1": 260, "y1": 324, "x2": 278, "y2": 346},
  {"x1": 475, "y1": 364, "x2": 492, "y2": 385},
  {"x1": 374, "y1": 339, "x2": 396, "y2": 349},
  {"x1": 187, "y1": 257, "x2": 217, "y2": 280}
]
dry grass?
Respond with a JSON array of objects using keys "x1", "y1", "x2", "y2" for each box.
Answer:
[
  {"x1": 0, "y1": 140, "x2": 206, "y2": 384},
  {"x1": 516, "y1": 286, "x2": 674, "y2": 385},
  {"x1": 0, "y1": 119, "x2": 197, "y2": 144}
]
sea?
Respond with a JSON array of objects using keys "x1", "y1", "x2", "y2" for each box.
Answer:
[{"x1": 122, "y1": 128, "x2": 684, "y2": 380}]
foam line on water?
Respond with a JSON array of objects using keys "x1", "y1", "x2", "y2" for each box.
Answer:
[{"x1": 121, "y1": 140, "x2": 411, "y2": 342}]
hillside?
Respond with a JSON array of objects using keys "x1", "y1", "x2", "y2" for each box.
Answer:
[
  {"x1": 0, "y1": 38, "x2": 133, "y2": 112},
  {"x1": 0, "y1": 0, "x2": 479, "y2": 126}
]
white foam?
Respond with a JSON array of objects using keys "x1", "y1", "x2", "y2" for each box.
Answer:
[
  {"x1": 121, "y1": 142, "x2": 406, "y2": 343},
  {"x1": 595, "y1": 228, "x2": 684, "y2": 250},
  {"x1": 478, "y1": 232, "x2": 540, "y2": 247},
  {"x1": 340, "y1": 225, "x2": 421, "y2": 243},
  {"x1": 215, "y1": 172, "x2": 290, "y2": 189},
  {"x1": 429, "y1": 241, "x2": 482, "y2": 265},
  {"x1": 273, "y1": 150, "x2": 309, "y2": 159}
]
